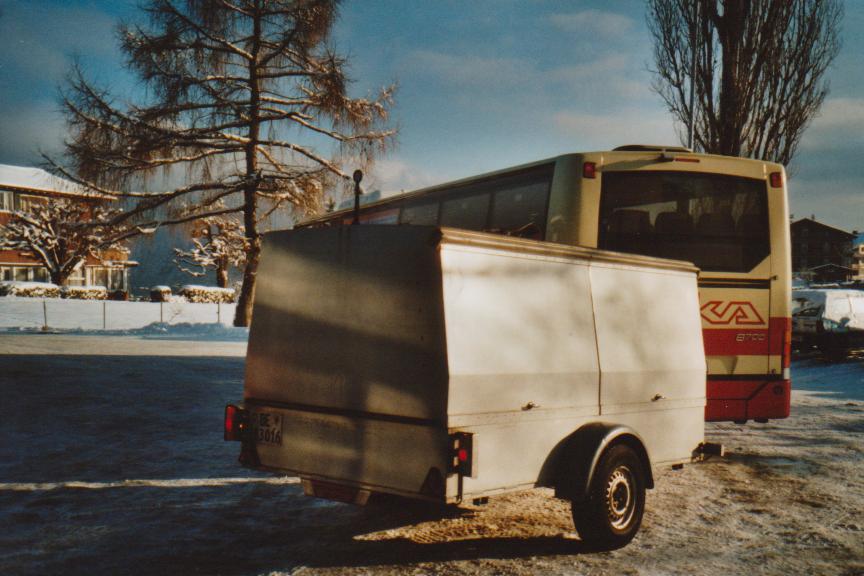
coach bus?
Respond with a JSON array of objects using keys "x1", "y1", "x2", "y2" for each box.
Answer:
[{"x1": 301, "y1": 145, "x2": 792, "y2": 423}]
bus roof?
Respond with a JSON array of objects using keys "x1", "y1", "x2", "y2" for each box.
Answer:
[{"x1": 300, "y1": 148, "x2": 784, "y2": 227}]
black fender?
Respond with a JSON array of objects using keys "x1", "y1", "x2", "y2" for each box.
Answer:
[{"x1": 539, "y1": 422, "x2": 654, "y2": 502}]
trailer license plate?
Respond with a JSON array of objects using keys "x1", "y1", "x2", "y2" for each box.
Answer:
[{"x1": 255, "y1": 412, "x2": 283, "y2": 446}]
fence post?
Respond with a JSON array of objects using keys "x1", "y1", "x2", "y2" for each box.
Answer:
[
  {"x1": 42, "y1": 299, "x2": 48, "y2": 331},
  {"x1": 160, "y1": 301, "x2": 164, "y2": 324},
  {"x1": 217, "y1": 301, "x2": 221, "y2": 325},
  {"x1": 103, "y1": 300, "x2": 107, "y2": 330}
]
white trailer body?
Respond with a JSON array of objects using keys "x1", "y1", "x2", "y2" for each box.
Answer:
[{"x1": 230, "y1": 225, "x2": 706, "y2": 547}]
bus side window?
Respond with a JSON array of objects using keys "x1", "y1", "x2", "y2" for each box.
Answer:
[
  {"x1": 490, "y1": 183, "x2": 548, "y2": 239},
  {"x1": 360, "y1": 208, "x2": 399, "y2": 224},
  {"x1": 400, "y1": 201, "x2": 439, "y2": 225},
  {"x1": 440, "y1": 192, "x2": 489, "y2": 231}
]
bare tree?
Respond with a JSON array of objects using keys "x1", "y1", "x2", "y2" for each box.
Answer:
[
  {"x1": 60, "y1": 0, "x2": 395, "y2": 325},
  {"x1": 647, "y1": 0, "x2": 842, "y2": 165},
  {"x1": 0, "y1": 198, "x2": 128, "y2": 287},
  {"x1": 174, "y1": 215, "x2": 247, "y2": 288}
]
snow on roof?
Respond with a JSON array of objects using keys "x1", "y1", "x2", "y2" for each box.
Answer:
[{"x1": 0, "y1": 164, "x2": 100, "y2": 198}]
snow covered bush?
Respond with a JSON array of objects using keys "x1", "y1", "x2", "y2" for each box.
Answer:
[
  {"x1": 0, "y1": 281, "x2": 61, "y2": 298},
  {"x1": 179, "y1": 285, "x2": 235, "y2": 303},
  {"x1": 150, "y1": 286, "x2": 172, "y2": 302},
  {"x1": 61, "y1": 285, "x2": 108, "y2": 300}
]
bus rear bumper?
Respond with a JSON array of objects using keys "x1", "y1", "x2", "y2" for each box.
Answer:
[{"x1": 706, "y1": 379, "x2": 791, "y2": 422}]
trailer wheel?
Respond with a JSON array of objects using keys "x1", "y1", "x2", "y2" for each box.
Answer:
[{"x1": 571, "y1": 443, "x2": 645, "y2": 549}]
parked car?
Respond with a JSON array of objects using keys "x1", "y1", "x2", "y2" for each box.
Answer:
[{"x1": 792, "y1": 289, "x2": 864, "y2": 360}]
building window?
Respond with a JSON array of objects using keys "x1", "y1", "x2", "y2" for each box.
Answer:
[
  {"x1": 17, "y1": 195, "x2": 45, "y2": 214},
  {"x1": 90, "y1": 267, "x2": 109, "y2": 287},
  {"x1": 0, "y1": 191, "x2": 13, "y2": 212},
  {"x1": 0, "y1": 267, "x2": 11, "y2": 281},
  {"x1": 33, "y1": 268, "x2": 49, "y2": 283},
  {"x1": 67, "y1": 266, "x2": 85, "y2": 287},
  {"x1": 13, "y1": 267, "x2": 29, "y2": 281},
  {"x1": 109, "y1": 269, "x2": 126, "y2": 291}
]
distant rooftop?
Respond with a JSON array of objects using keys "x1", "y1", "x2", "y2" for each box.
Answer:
[
  {"x1": 791, "y1": 217, "x2": 856, "y2": 239},
  {"x1": 0, "y1": 164, "x2": 99, "y2": 198}
]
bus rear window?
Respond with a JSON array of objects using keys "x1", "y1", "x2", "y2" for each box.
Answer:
[{"x1": 599, "y1": 171, "x2": 770, "y2": 272}]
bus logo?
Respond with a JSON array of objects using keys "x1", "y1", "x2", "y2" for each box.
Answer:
[{"x1": 700, "y1": 301, "x2": 765, "y2": 325}]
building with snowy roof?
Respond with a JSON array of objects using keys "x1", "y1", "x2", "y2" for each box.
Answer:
[
  {"x1": 0, "y1": 164, "x2": 136, "y2": 292},
  {"x1": 791, "y1": 217, "x2": 855, "y2": 283}
]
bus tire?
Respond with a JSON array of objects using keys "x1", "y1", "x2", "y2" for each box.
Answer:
[{"x1": 571, "y1": 443, "x2": 645, "y2": 549}]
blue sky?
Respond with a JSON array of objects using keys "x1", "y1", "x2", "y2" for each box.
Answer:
[{"x1": 1, "y1": 0, "x2": 863, "y2": 230}]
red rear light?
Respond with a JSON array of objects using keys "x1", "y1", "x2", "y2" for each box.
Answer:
[
  {"x1": 583, "y1": 162, "x2": 597, "y2": 179},
  {"x1": 449, "y1": 432, "x2": 476, "y2": 478},
  {"x1": 224, "y1": 404, "x2": 248, "y2": 441},
  {"x1": 783, "y1": 317, "x2": 792, "y2": 369},
  {"x1": 770, "y1": 172, "x2": 783, "y2": 188}
]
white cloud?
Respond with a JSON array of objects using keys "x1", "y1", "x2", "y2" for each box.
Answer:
[
  {"x1": 366, "y1": 157, "x2": 439, "y2": 195},
  {"x1": 552, "y1": 109, "x2": 678, "y2": 149},
  {"x1": 799, "y1": 98, "x2": 864, "y2": 152},
  {"x1": 788, "y1": 178, "x2": 864, "y2": 231},
  {"x1": 546, "y1": 10, "x2": 634, "y2": 38},
  {"x1": 810, "y1": 97, "x2": 864, "y2": 128},
  {"x1": 403, "y1": 50, "x2": 534, "y2": 89},
  {"x1": 549, "y1": 54, "x2": 654, "y2": 101}
]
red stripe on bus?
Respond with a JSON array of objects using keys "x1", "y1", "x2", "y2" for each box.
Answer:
[
  {"x1": 706, "y1": 379, "x2": 790, "y2": 421},
  {"x1": 703, "y1": 317, "x2": 790, "y2": 357},
  {"x1": 703, "y1": 329, "x2": 769, "y2": 356},
  {"x1": 768, "y1": 317, "x2": 790, "y2": 356}
]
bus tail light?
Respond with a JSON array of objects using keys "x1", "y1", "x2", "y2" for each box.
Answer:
[
  {"x1": 583, "y1": 162, "x2": 597, "y2": 179},
  {"x1": 770, "y1": 172, "x2": 783, "y2": 188},
  {"x1": 224, "y1": 404, "x2": 249, "y2": 441}
]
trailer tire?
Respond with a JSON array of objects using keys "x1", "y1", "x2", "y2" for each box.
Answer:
[{"x1": 571, "y1": 443, "x2": 645, "y2": 549}]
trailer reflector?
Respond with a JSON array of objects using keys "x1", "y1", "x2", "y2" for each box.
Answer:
[
  {"x1": 450, "y1": 432, "x2": 477, "y2": 478},
  {"x1": 224, "y1": 404, "x2": 248, "y2": 441}
]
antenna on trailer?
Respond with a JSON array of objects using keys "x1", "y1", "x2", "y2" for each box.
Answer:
[{"x1": 352, "y1": 169, "x2": 363, "y2": 225}]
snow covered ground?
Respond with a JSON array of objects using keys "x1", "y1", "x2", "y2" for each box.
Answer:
[{"x1": 0, "y1": 333, "x2": 861, "y2": 575}]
